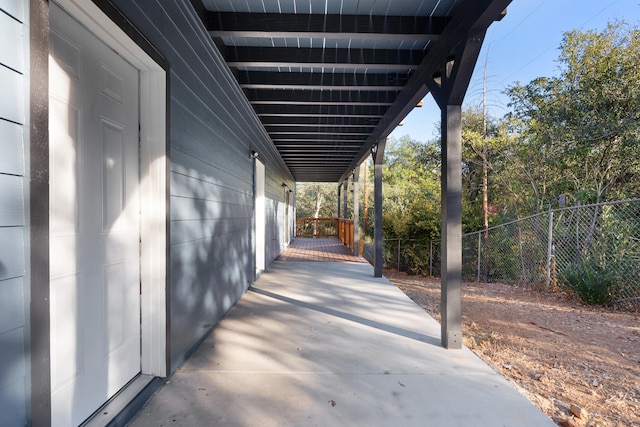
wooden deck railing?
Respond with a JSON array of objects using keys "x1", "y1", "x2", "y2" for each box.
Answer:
[
  {"x1": 296, "y1": 217, "x2": 354, "y2": 251},
  {"x1": 296, "y1": 217, "x2": 339, "y2": 238},
  {"x1": 338, "y1": 219, "x2": 354, "y2": 251}
]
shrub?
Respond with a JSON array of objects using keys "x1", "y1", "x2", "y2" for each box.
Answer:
[{"x1": 560, "y1": 258, "x2": 616, "y2": 306}]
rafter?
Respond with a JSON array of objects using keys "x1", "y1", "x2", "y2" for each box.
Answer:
[
  {"x1": 245, "y1": 90, "x2": 398, "y2": 105},
  {"x1": 267, "y1": 126, "x2": 375, "y2": 133},
  {"x1": 269, "y1": 131, "x2": 370, "y2": 136},
  {"x1": 253, "y1": 104, "x2": 388, "y2": 116},
  {"x1": 260, "y1": 116, "x2": 381, "y2": 126},
  {"x1": 275, "y1": 144, "x2": 363, "y2": 149},
  {"x1": 258, "y1": 113, "x2": 384, "y2": 118},
  {"x1": 207, "y1": 12, "x2": 449, "y2": 41},
  {"x1": 264, "y1": 124, "x2": 376, "y2": 129},
  {"x1": 235, "y1": 71, "x2": 410, "y2": 88},
  {"x1": 223, "y1": 46, "x2": 425, "y2": 71},
  {"x1": 273, "y1": 140, "x2": 366, "y2": 145}
]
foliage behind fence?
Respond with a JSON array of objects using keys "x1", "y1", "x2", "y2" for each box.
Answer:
[{"x1": 375, "y1": 199, "x2": 640, "y2": 310}]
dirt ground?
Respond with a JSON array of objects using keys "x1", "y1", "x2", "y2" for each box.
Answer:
[{"x1": 384, "y1": 269, "x2": 640, "y2": 427}]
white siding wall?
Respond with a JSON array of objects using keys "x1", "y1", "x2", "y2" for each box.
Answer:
[{"x1": 0, "y1": 1, "x2": 29, "y2": 425}]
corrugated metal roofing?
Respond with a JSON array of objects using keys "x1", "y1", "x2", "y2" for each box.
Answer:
[{"x1": 199, "y1": 0, "x2": 509, "y2": 182}]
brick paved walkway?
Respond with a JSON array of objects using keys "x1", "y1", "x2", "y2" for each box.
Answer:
[{"x1": 279, "y1": 237, "x2": 367, "y2": 262}]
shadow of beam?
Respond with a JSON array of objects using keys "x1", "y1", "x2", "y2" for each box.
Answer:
[{"x1": 249, "y1": 287, "x2": 441, "y2": 347}]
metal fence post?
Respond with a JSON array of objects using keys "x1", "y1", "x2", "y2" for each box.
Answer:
[
  {"x1": 398, "y1": 238, "x2": 401, "y2": 272},
  {"x1": 429, "y1": 239, "x2": 433, "y2": 277},
  {"x1": 477, "y1": 232, "x2": 482, "y2": 282},
  {"x1": 546, "y1": 210, "x2": 554, "y2": 291}
]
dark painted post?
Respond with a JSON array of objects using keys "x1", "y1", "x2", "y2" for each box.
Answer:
[
  {"x1": 337, "y1": 183, "x2": 342, "y2": 218},
  {"x1": 426, "y1": 33, "x2": 487, "y2": 348},
  {"x1": 343, "y1": 180, "x2": 348, "y2": 219},
  {"x1": 373, "y1": 138, "x2": 386, "y2": 277},
  {"x1": 31, "y1": 0, "x2": 52, "y2": 423},
  {"x1": 441, "y1": 105, "x2": 463, "y2": 349},
  {"x1": 353, "y1": 166, "x2": 360, "y2": 256}
]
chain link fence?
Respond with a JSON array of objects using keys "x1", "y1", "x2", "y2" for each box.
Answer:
[
  {"x1": 371, "y1": 199, "x2": 640, "y2": 311},
  {"x1": 363, "y1": 238, "x2": 441, "y2": 277}
]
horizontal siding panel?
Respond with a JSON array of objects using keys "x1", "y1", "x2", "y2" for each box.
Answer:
[
  {"x1": 0, "y1": 12, "x2": 23, "y2": 72},
  {"x1": 169, "y1": 228, "x2": 251, "y2": 255},
  {"x1": 0, "y1": 2, "x2": 27, "y2": 426},
  {"x1": 155, "y1": 4, "x2": 269, "y2": 153},
  {"x1": 170, "y1": 89, "x2": 253, "y2": 181},
  {"x1": 170, "y1": 73, "x2": 252, "y2": 154},
  {"x1": 168, "y1": 75, "x2": 257, "y2": 162},
  {"x1": 0, "y1": 66, "x2": 23, "y2": 124},
  {"x1": 170, "y1": 196, "x2": 252, "y2": 222},
  {"x1": 170, "y1": 217, "x2": 249, "y2": 246},
  {"x1": 170, "y1": 148, "x2": 251, "y2": 195},
  {"x1": 0, "y1": 277, "x2": 24, "y2": 333},
  {"x1": 169, "y1": 228, "x2": 251, "y2": 371},
  {"x1": 0, "y1": 227, "x2": 25, "y2": 280},
  {"x1": 169, "y1": 137, "x2": 251, "y2": 188},
  {"x1": 115, "y1": 1, "x2": 263, "y2": 147},
  {"x1": 0, "y1": 0, "x2": 23, "y2": 22},
  {"x1": 0, "y1": 175, "x2": 24, "y2": 226},
  {"x1": 0, "y1": 376, "x2": 26, "y2": 427},
  {"x1": 0, "y1": 327, "x2": 25, "y2": 387},
  {"x1": 171, "y1": 172, "x2": 251, "y2": 206},
  {"x1": 266, "y1": 177, "x2": 291, "y2": 203},
  {"x1": 0, "y1": 120, "x2": 24, "y2": 175}
]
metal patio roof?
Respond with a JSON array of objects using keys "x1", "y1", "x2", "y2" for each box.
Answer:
[{"x1": 198, "y1": 0, "x2": 510, "y2": 182}]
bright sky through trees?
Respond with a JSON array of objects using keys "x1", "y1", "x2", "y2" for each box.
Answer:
[{"x1": 390, "y1": 0, "x2": 640, "y2": 142}]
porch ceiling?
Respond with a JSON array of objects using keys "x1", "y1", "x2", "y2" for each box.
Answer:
[{"x1": 199, "y1": 0, "x2": 510, "y2": 182}]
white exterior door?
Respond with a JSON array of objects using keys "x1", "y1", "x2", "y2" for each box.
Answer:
[
  {"x1": 49, "y1": 3, "x2": 141, "y2": 425},
  {"x1": 255, "y1": 159, "x2": 266, "y2": 276}
]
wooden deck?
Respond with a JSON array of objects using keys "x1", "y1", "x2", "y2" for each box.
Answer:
[{"x1": 278, "y1": 237, "x2": 367, "y2": 263}]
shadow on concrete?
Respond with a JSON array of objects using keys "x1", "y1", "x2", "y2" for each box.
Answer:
[{"x1": 249, "y1": 286, "x2": 441, "y2": 347}]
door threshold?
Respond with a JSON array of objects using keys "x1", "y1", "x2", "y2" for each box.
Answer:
[{"x1": 81, "y1": 374, "x2": 164, "y2": 427}]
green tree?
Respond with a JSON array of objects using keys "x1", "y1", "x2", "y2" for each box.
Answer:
[
  {"x1": 295, "y1": 183, "x2": 338, "y2": 218},
  {"x1": 383, "y1": 135, "x2": 441, "y2": 238},
  {"x1": 461, "y1": 107, "x2": 515, "y2": 230},
  {"x1": 380, "y1": 136, "x2": 441, "y2": 273},
  {"x1": 506, "y1": 21, "x2": 640, "y2": 208}
]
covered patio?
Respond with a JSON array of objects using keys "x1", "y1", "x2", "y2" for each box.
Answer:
[
  {"x1": 201, "y1": 0, "x2": 515, "y2": 349},
  {"x1": 129, "y1": 239, "x2": 553, "y2": 426},
  {"x1": 5, "y1": 1, "x2": 563, "y2": 425}
]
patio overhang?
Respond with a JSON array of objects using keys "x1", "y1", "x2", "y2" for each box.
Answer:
[
  {"x1": 194, "y1": 0, "x2": 510, "y2": 183},
  {"x1": 191, "y1": 0, "x2": 511, "y2": 349}
]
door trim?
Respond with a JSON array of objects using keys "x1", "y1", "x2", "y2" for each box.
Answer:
[{"x1": 53, "y1": 0, "x2": 168, "y2": 378}]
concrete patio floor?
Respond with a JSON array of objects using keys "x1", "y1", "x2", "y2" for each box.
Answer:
[{"x1": 129, "y1": 255, "x2": 554, "y2": 426}]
